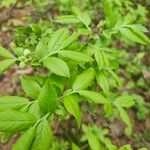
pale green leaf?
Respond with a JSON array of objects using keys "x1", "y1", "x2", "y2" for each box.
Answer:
[
  {"x1": 0, "y1": 59, "x2": 15, "y2": 74},
  {"x1": 21, "y1": 76, "x2": 41, "y2": 99},
  {"x1": 114, "y1": 95, "x2": 134, "y2": 108},
  {"x1": 38, "y1": 79, "x2": 58, "y2": 113},
  {"x1": 43, "y1": 57, "x2": 70, "y2": 78},
  {"x1": 59, "y1": 50, "x2": 93, "y2": 62},
  {"x1": 0, "y1": 110, "x2": 36, "y2": 132},
  {"x1": 107, "y1": 69, "x2": 122, "y2": 86},
  {"x1": 117, "y1": 107, "x2": 132, "y2": 135},
  {"x1": 48, "y1": 28, "x2": 69, "y2": 55},
  {"x1": 61, "y1": 32, "x2": 78, "y2": 49},
  {"x1": 0, "y1": 96, "x2": 29, "y2": 110},
  {"x1": 64, "y1": 95, "x2": 81, "y2": 127},
  {"x1": 12, "y1": 127, "x2": 35, "y2": 150},
  {"x1": 0, "y1": 46, "x2": 12, "y2": 58},
  {"x1": 79, "y1": 90, "x2": 109, "y2": 105},
  {"x1": 72, "y1": 68, "x2": 95, "y2": 91},
  {"x1": 55, "y1": 15, "x2": 80, "y2": 24},
  {"x1": 119, "y1": 25, "x2": 150, "y2": 44},
  {"x1": 36, "y1": 37, "x2": 49, "y2": 61},
  {"x1": 96, "y1": 71, "x2": 109, "y2": 95}
]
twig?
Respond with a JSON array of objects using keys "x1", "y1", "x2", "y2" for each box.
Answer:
[{"x1": 0, "y1": 0, "x2": 20, "y2": 26}]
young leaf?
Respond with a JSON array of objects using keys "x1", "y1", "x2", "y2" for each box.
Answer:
[
  {"x1": 72, "y1": 68, "x2": 95, "y2": 91},
  {"x1": 55, "y1": 15, "x2": 80, "y2": 24},
  {"x1": 0, "y1": 46, "x2": 12, "y2": 58},
  {"x1": 79, "y1": 90, "x2": 109, "y2": 105},
  {"x1": 114, "y1": 95, "x2": 134, "y2": 108},
  {"x1": 96, "y1": 71, "x2": 110, "y2": 95},
  {"x1": 21, "y1": 76, "x2": 41, "y2": 99},
  {"x1": 59, "y1": 50, "x2": 93, "y2": 62},
  {"x1": 117, "y1": 107, "x2": 132, "y2": 135},
  {"x1": 38, "y1": 79, "x2": 58, "y2": 113},
  {"x1": 0, "y1": 96, "x2": 29, "y2": 110},
  {"x1": 0, "y1": 110, "x2": 36, "y2": 132},
  {"x1": 0, "y1": 59, "x2": 16, "y2": 75},
  {"x1": 43, "y1": 57, "x2": 70, "y2": 78},
  {"x1": 64, "y1": 95, "x2": 81, "y2": 127},
  {"x1": 31, "y1": 119, "x2": 52, "y2": 150},
  {"x1": 12, "y1": 127, "x2": 35, "y2": 150}
]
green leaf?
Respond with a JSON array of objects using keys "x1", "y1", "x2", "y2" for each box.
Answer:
[
  {"x1": 0, "y1": 96, "x2": 29, "y2": 110},
  {"x1": 104, "y1": 2, "x2": 117, "y2": 28},
  {"x1": 82, "y1": 125, "x2": 101, "y2": 150},
  {"x1": 64, "y1": 95, "x2": 81, "y2": 127},
  {"x1": 31, "y1": 119, "x2": 52, "y2": 150},
  {"x1": 72, "y1": 143, "x2": 80, "y2": 150},
  {"x1": 88, "y1": 133, "x2": 101, "y2": 150},
  {"x1": 96, "y1": 71, "x2": 109, "y2": 95},
  {"x1": 119, "y1": 25, "x2": 150, "y2": 44},
  {"x1": 114, "y1": 95, "x2": 134, "y2": 108},
  {"x1": 79, "y1": 90, "x2": 109, "y2": 105},
  {"x1": 36, "y1": 28, "x2": 69, "y2": 61},
  {"x1": 119, "y1": 144, "x2": 132, "y2": 150},
  {"x1": 107, "y1": 69, "x2": 122, "y2": 86},
  {"x1": 43, "y1": 57, "x2": 70, "y2": 78},
  {"x1": 36, "y1": 37, "x2": 49, "y2": 61},
  {"x1": 72, "y1": 7, "x2": 91, "y2": 30},
  {"x1": 28, "y1": 102, "x2": 43, "y2": 120},
  {"x1": 59, "y1": 50, "x2": 93, "y2": 62},
  {"x1": 47, "y1": 28, "x2": 69, "y2": 56},
  {"x1": 72, "y1": 68, "x2": 95, "y2": 91},
  {"x1": 55, "y1": 15, "x2": 80, "y2": 24},
  {"x1": 0, "y1": 46, "x2": 12, "y2": 58},
  {"x1": 0, "y1": 59, "x2": 15, "y2": 74},
  {"x1": 38, "y1": 79, "x2": 58, "y2": 113},
  {"x1": 95, "y1": 49, "x2": 105, "y2": 70},
  {"x1": 117, "y1": 107, "x2": 132, "y2": 135},
  {"x1": 0, "y1": 110, "x2": 36, "y2": 132},
  {"x1": 61, "y1": 32, "x2": 78, "y2": 49},
  {"x1": 21, "y1": 76, "x2": 41, "y2": 99},
  {"x1": 12, "y1": 127, "x2": 35, "y2": 150}
]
